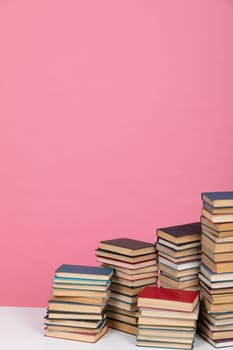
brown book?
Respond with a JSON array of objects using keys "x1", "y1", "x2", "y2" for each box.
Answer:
[
  {"x1": 157, "y1": 222, "x2": 201, "y2": 244},
  {"x1": 48, "y1": 300, "x2": 106, "y2": 313},
  {"x1": 44, "y1": 317, "x2": 106, "y2": 328},
  {"x1": 200, "y1": 280, "x2": 233, "y2": 295},
  {"x1": 107, "y1": 319, "x2": 137, "y2": 335},
  {"x1": 111, "y1": 282, "x2": 153, "y2": 296},
  {"x1": 98, "y1": 238, "x2": 155, "y2": 257},
  {"x1": 201, "y1": 216, "x2": 233, "y2": 232},
  {"x1": 137, "y1": 316, "x2": 196, "y2": 328},
  {"x1": 160, "y1": 274, "x2": 199, "y2": 290},
  {"x1": 96, "y1": 256, "x2": 156, "y2": 269},
  {"x1": 114, "y1": 269, "x2": 158, "y2": 281},
  {"x1": 201, "y1": 287, "x2": 233, "y2": 304},
  {"x1": 46, "y1": 311, "x2": 105, "y2": 320},
  {"x1": 159, "y1": 263, "x2": 200, "y2": 278},
  {"x1": 112, "y1": 276, "x2": 157, "y2": 288},
  {"x1": 202, "y1": 245, "x2": 233, "y2": 262},
  {"x1": 201, "y1": 226, "x2": 233, "y2": 242},
  {"x1": 111, "y1": 291, "x2": 138, "y2": 304},
  {"x1": 139, "y1": 306, "x2": 199, "y2": 320},
  {"x1": 108, "y1": 298, "x2": 137, "y2": 312},
  {"x1": 202, "y1": 298, "x2": 233, "y2": 313},
  {"x1": 50, "y1": 295, "x2": 106, "y2": 305},
  {"x1": 202, "y1": 234, "x2": 233, "y2": 253},
  {"x1": 137, "y1": 328, "x2": 195, "y2": 339},
  {"x1": 136, "y1": 340, "x2": 193, "y2": 349},
  {"x1": 52, "y1": 288, "x2": 110, "y2": 298},
  {"x1": 202, "y1": 253, "x2": 233, "y2": 273},
  {"x1": 137, "y1": 334, "x2": 193, "y2": 345},
  {"x1": 157, "y1": 243, "x2": 201, "y2": 258},
  {"x1": 45, "y1": 324, "x2": 108, "y2": 343},
  {"x1": 96, "y1": 248, "x2": 157, "y2": 263},
  {"x1": 102, "y1": 263, "x2": 157, "y2": 275},
  {"x1": 159, "y1": 252, "x2": 201, "y2": 264},
  {"x1": 200, "y1": 322, "x2": 233, "y2": 340}
]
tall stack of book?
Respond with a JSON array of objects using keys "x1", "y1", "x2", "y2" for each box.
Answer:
[
  {"x1": 157, "y1": 222, "x2": 202, "y2": 290},
  {"x1": 136, "y1": 286, "x2": 200, "y2": 349},
  {"x1": 199, "y1": 191, "x2": 233, "y2": 348},
  {"x1": 44, "y1": 264, "x2": 113, "y2": 343},
  {"x1": 96, "y1": 238, "x2": 157, "y2": 335}
]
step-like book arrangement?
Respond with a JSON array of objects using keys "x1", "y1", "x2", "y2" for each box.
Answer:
[
  {"x1": 44, "y1": 264, "x2": 113, "y2": 343},
  {"x1": 157, "y1": 222, "x2": 202, "y2": 290},
  {"x1": 136, "y1": 286, "x2": 200, "y2": 349},
  {"x1": 96, "y1": 238, "x2": 158, "y2": 335},
  {"x1": 199, "y1": 192, "x2": 233, "y2": 348},
  {"x1": 43, "y1": 190, "x2": 233, "y2": 348}
]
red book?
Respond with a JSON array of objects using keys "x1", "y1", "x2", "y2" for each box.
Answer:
[{"x1": 137, "y1": 286, "x2": 199, "y2": 312}]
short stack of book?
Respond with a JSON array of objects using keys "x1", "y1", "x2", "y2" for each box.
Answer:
[
  {"x1": 44, "y1": 264, "x2": 113, "y2": 343},
  {"x1": 137, "y1": 286, "x2": 200, "y2": 349},
  {"x1": 96, "y1": 238, "x2": 157, "y2": 335},
  {"x1": 199, "y1": 191, "x2": 233, "y2": 347},
  {"x1": 157, "y1": 222, "x2": 202, "y2": 290}
]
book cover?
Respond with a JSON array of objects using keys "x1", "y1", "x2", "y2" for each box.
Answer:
[
  {"x1": 202, "y1": 191, "x2": 233, "y2": 207},
  {"x1": 157, "y1": 222, "x2": 201, "y2": 241},
  {"x1": 138, "y1": 286, "x2": 199, "y2": 304},
  {"x1": 98, "y1": 238, "x2": 155, "y2": 256},
  {"x1": 55, "y1": 264, "x2": 113, "y2": 279}
]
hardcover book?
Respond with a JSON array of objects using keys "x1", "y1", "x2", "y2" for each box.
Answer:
[
  {"x1": 137, "y1": 286, "x2": 199, "y2": 312},
  {"x1": 202, "y1": 191, "x2": 233, "y2": 208},
  {"x1": 55, "y1": 265, "x2": 113, "y2": 280},
  {"x1": 157, "y1": 222, "x2": 201, "y2": 244},
  {"x1": 98, "y1": 238, "x2": 155, "y2": 257}
]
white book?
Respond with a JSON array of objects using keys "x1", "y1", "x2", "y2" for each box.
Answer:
[{"x1": 158, "y1": 257, "x2": 200, "y2": 271}]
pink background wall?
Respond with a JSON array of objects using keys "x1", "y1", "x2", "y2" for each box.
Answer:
[{"x1": 0, "y1": 0, "x2": 233, "y2": 306}]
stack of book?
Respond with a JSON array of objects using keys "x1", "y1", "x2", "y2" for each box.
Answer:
[
  {"x1": 44, "y1": 264, "x2": 113, "y2": 343},
  {"x1": 199, "y1": 191, "x2": 233, "y2": 347},
  {"x1": 136, "y1": 286, "x2": 200, "y2": 349},
  {"x1": 157, "y1": 222, "x2": 202, "y2": 290},
  {"x1": 96, "y1": 238, "x2": 157, "y2": 335}
]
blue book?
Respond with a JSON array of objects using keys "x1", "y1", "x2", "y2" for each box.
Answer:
[
  {"x1": 53, "y1": 276, "x2": 110, "y2": 285},
  {"x1": 55, "y1": 264, "x2": 113, "y2": 280},
  {"x1": 202, "y1": 191, "x2": 233, "y2": 208}
]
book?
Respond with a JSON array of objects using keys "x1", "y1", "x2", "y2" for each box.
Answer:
[
  {"x1": 201, "y1": 287, "x2": 233, "y2": 304},
  {"x1": 158, "y1": 256, "x2": 200, "y2": 271},
  {"x1": 106, "y1": 309, "x2": 137, "y2": 325},
  {"x1": 200, "y1": 264, "x2": 233, "y2": 282},
  {"x1": 50, "y1": 295, "x2": 106, "y2": 305},
  {"x1": 112, "y1": 276, "x2": 157, "y2": 288},
  {"x1": 45, "y1": 318, "x2": 107, "y2": 333},
  {"x1": 136, "y1": 339, "x2": 193, "y2": 349},
  {"x1": 113, "y1": 269, "x2": 157, "y2": 281},
  {"x1": 48, "y1": 300, "x2": 106, "y2": 313},
  {"x1": 202, "y1": 245, "x2": 233, "y2": 262},
  {"x1": 159, "y1": 263, "x2": 200, "y2": 278},
  {"x1": 200, "y1": 322, "x2": 233, "y2": 340},
  {"x1": 55, "y1": 265, "x2": 113, "y2": 280},
  {"x1": 45, "y1": 324, "x2": 108, "y2": 343},
  {"x1": 139, "y1": 305, "x2": 199, "y2": 320},
  {"x1": 98, "y1": 238, "x2": 155, "y2": 257},
  {"x1": 111, "y1": 282, "x2": 150, "y2": 296},
  {"x1": 202, "y1": 191, "x2": 233, "y2": 208},
  {"x1": 157, "y1": 243, "x2": 201, "y2": 258},
  {"x1": 136, "y1": 334, "x2": 193, "y2": 345},
  {"x1": 201, "y1": 226, "x2": 233, "y2": 242},
  {"x1": 157, "y1": 222, "x2": 201, "y2": 244},
  {"x1": 52, "y1": 288, "x2": 110, "y2": 298},
  {"x1": 96, "y1": 256, "x2": 156, "y2": 269},
  {"x1": 160, "y1": 274, "x2": 199, "y2": 290},
  {"x1": 199, "y1": 273, "x2": 233, "y2": 289},
  {"x1": 46, "y1": 311, "x2": 105, "y2": 320},
  {"x1": 202, "y1": 254, "x2": 233, "y2": 274},
  {"x1": 107, "y1": 319, "x2": 137, "y2": 335},
  {"x1": 95, "y1": 249, "x2": 156, "y2": 263},
  {"x1": 201, "y1": 332, "x2": 233, "y2": 348},
  {"x1": 201, "y1": 216, "x2": 233, "y2": 232},
  {"x1": 137, "y1": 286, "x2": 199, "y2": 312},
  {"x1": 159, "y1": 252, "x2": 201, "y2": 264},
  {"x1": 158, "y1": 238, "x2": 200, "y2": 251},
  {"x1": 137, "y1": 316, "x2": 196, "y2": 327},
  {"x1": 203, "y1": 201, "x2": 233, "y2": 214},
  {"x1": 102, "y1": 263, "x2": 157, "y2": 275},
  {"x1": 52, "y1": 281, "x2": 111, "y2": 291},
  {"x1": 202, "y1": 298, "x2": 233, "y2": 313},
  {"x1": 137, "y1": 327, "x2": 195, "y2": 339},
  {"x1": 44, "y1": 317, "x2": 106, "y2": 328},
  {"x1": 202, "y1": 234, "x2": 233, "y2": 253},
  {"x1": 53, "y1": 276, "x2": 110, "y2": 285},
  {"x1": 202, "y1": 208, "x2": 233, "y2": 223},
  {"x1": 108, "y1": 297, "x2": 137, "y2": 312}
]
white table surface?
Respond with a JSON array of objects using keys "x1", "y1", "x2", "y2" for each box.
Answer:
[{"x1": 0, "y1": 307, "x2": 232, "y2": 350}]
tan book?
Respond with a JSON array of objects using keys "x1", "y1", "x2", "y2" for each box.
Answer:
[
  {"x1": 200, "y1": 280, "x2": 233, "y2": 295},
  {"x1": 200, "y1": 323, "x2": 233, "y2": 340},
  {"x1": 113, "y1": 269, "x2": 157, "y2": 280},
  {"x1": 45, "y1": 324, "x2": 105, "y2": 333},
  {"x1": 45, "y1": 324, "x2": 108, "y2": 343},
  {"x1": 137, "y1": 316, "x2": 196, "y2": 328},
  {"x1": 201, "y1": 287, "x2": 233, "y2": 304},
  {"x1": 52, "y1": 282, "x2": 109, "y2": 291},
  {"x1": 44, "y1": 317, "x2": 105, "y2": 328},
  {"x1": 52, "y1": 288, "x2": 110, "y2": 298},
  {"x1": 46, "y1": 312, "x2": 105, "y2": 320},
  {"x1": 136, "y1": 340, "x2": 193, "y2": 349},
  {"x1": 136, "y1": 334, "x2": 193, "y2": 344},
  {"x1": 157, "y1": 243, "x2": 201, "y2": 258},
  {"x1": 202, "y1": 245, "x2": 233, "y2": 262},
  {"x1": 202, "y1": 298, "x2": 233, "y2": 313},
  {"x1": 202, "y1": 225, "x2": 233, "y2": 241},
  {"x1": 159, "y1": 252, "x2": 201, "y2": 264},
  {"x1": 202, "y1": 253, "x2": 233, "y2": 273},
  {"x1": 112, "y1": 276, "x2": 157, "y2": 288},
  {"x1": 202, "y1": 234, "x2": 233, "y2": 253},
  {"x1": 108, "y1": 298, "x2": 137, "y2": 312},
  {"x1": 160, "y1": 274, "x2": 199, "y2": 289},
  {"x1": 137, "y1": 328, "x2": 195, "y2": 339},
  {"x1": 157, "y1": 222, "x2": 201, "y2": 244},
  {"x1": 111, "y1": 282, "x2": 155, "y2": 296},
  {"x1": 50, "y1": 295, "x2": 107, "y2": 305},
  {"x1": 102, "y1": 263, "x2": 157, "y2": 275},
  {"x1": 111, "y1": 291, "x2": 137, "y2": 304},
  {"x1": 139, "y1": 305, "x2": 199, "y2": 320},
  {"x1": 98, "y1": 238, "x2": 155, "y2": 257},
  {"x1": 48, "y1": 300, "x2": 106, "y2": 313},
  {"x1": 107, "y1": 319, "x2": 137, "y2": 335},
  {"x1": 96, "y1": 249, "x2": 157, "y2": 263},
  {"x1": 201, "y1": 216, "x2": 233, "y2": 232},
  {"x1": 106, "y1": 305, "x2": 139, "y2": 318},
  {"x1": 159, "y1": 263, "x2": 200, "y2": 278},
  {"x1": 106, "y1": 311, "x2": 137, "y2": 325}
]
